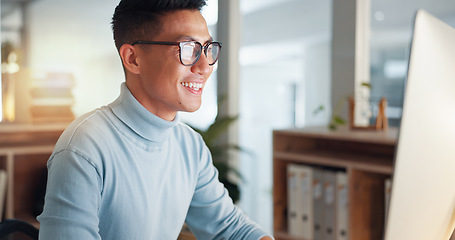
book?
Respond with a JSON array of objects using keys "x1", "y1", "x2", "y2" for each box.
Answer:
[
  {"x1": 287, "y1": 164, "x2": 300, "y2": 236},
  {"x1": 313, "y1": 168, "x2": 324, "y2": 240},
  {"x1": 323, "y1": 170, "x2": 336, "y2": 240},
  {"x1": 287, "y1": 164, "x2": 314, "y2": 239},
  {"x1": 298, "y1": 165, "x2": 314, "y2": 239},
  {"x1": 335, "y1": 172, "x2": 349, "y2": 240}
]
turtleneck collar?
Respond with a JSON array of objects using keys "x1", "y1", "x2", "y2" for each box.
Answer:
[{"x1": 108, "y1": 83, "x2": 180, "y2": 142}]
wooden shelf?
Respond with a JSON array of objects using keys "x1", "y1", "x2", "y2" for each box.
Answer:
[
  {"x1": 274, "y1": 126, "x2": 397, "y2": 145},
  {"x1": 178, "y1": 230, "x2": 196, "y2": 240},
  {"x1": 273, "y1": 126, "x2": 397, "y2": 240},
  {"x1": 274, "y1": 150, "x2": 393, "y2": 174},
  {"x1": 274, "y1": 231, "x2": 308, "y2": 240},
  {"x1": 0, "y1": 123, "x2": 66, "y2": 225}
]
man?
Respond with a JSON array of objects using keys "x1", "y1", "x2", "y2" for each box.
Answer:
[{"x1": 38, "y1": 0, "x2": 274, "y2": 239}]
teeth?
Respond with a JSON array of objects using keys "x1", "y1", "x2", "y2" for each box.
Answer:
[{"x1": 181, "y1": 82, "x2": 203, "y2": 90}]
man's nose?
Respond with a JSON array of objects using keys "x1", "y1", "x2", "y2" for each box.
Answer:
[{"x1": 191, "y1": 52, "x2": 212, "y2": 75}]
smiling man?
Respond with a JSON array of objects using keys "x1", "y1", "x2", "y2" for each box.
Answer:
[{"x1": 37, "y1": 0, "x2": 273, "y2": 239}]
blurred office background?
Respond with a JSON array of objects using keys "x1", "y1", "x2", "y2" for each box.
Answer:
[{"x1": 2, "y1": 0, "x2": 455, "y2": 233}]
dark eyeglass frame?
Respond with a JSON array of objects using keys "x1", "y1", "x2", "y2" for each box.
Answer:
[{"x1": 131, "y1": 40, "x2": 222, "y2": 66}]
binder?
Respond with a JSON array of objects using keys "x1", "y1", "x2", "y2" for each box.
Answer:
[
  {"x1": 335, "y1": 172, "x2": 349, "y2": 240},
  {"x1": 298, "y1": 165, "x2": 314, "y2": 239},
  {"x1": 287, "y1": 164, "x2": 299, "y2": 236},
  {"x1": 287, "y1": 164, "x2": 314, "y2": 239},
  {"x1": 384, "y1": 178, "x2": 392, "y2": 220},
  {"x1": 323, "y1": 170, "x2": 336, "y2": 240},
  {"x1": 313, "y1": 168, "x2": 324, "y2": 240}
]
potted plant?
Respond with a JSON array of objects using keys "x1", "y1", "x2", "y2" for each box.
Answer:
[{"x1": 188, "y1": 114, "x2": 244, "y2": 203}]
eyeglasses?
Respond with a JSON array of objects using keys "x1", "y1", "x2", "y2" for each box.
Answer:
[{"x1": 131, "y1": 40, "x2": 222, "y2": 66}]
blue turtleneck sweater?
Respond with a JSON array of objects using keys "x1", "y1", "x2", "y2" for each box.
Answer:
[{"x1": 37, "y1": 83, "x2": 271, "y2": 240}]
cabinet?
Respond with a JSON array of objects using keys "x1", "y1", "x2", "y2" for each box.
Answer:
[
  {"x1": 0, "y1": 123, "x2": 66, "y2": 226},
  {"x1": 273, "y1": 127, "x2": 397, "y2": 240}
]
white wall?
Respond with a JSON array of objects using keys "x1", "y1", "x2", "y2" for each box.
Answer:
[
  {"x1": 239, "y1": 60, "x2": 301, "y2": 231},
  {"x1": 238, "y1": 0, "x2": 333, "y2": 232},
  {"x1": 242, "y1": 0, "x2": 331, "y2": 47},
  {"x1": 303, "y1": 40, "x2": 331, "y2": 127},
  {"x1": 27, "y1": 0, "x2": 124, "y2": 116}
]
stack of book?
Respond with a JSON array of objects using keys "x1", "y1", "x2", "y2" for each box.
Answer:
[{"x1": 29, "y1": 72, "x2": 75, "y2": 123}]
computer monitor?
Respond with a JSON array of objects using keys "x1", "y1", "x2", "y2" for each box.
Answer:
[{"x1": 384, "y1": 10, "x2": 455, "y2": 240}]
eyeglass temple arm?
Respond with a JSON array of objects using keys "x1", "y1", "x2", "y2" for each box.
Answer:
[{"x1": 130, "y1": 41, "x2": 180, "y2": 46}]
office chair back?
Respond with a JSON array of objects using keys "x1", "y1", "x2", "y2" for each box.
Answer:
[{"x1": 0, "y1": 219, "x2": 39, "y2": 240}]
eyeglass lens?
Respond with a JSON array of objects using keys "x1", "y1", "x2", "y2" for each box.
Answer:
[{"x1": 180, "y1": 42, "x2": 220, "y2": 66}]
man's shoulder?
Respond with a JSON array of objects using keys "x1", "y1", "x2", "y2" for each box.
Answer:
[{"x1": 55, "y1": 107, "x2": 113, "y2": 150}]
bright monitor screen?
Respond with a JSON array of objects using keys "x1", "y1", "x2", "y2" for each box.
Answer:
[{"x1": 384, "y1": 10, "x2": 455, "y2": 240}]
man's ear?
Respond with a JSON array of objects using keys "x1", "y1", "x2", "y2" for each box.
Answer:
[{"x1": 119, "y1": 44, "x2": 141, "y2": 75}]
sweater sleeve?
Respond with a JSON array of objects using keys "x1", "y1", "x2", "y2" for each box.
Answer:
[
  {"x1": 37, "y1": 149, "x2": 102, "y2": 240},
  {"x1": 184, "y1": 143, "x2": 273, "y2": 240}
]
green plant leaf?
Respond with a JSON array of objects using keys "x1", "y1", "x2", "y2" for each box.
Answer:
[
  {"x1": 230, "y1": 168, "x2": 245, "y2": 182},
  {"x1": 361, "y1": 82, "x2": 372, "y2": 88},
  {"x1": 313, "y1": 105, "x2": 324, "y2": 115},
  {"x1": 186, "y1": 112, "x2": 244, "y2": 202},
  {"x1": 329, "y1": 123, "x2": 337, "y2": 130},
  {"x1": 333, "y1": 115, "x2": 346, "y2": 125},
  {"x1": 203, "y1": 115, "x2": 238, "y2": 144},
  {"x1": 213, "y1": 161, "x2": 229, "y2": 180},
  {"x1": 221, "y1": 179, "x2": 240, "y2": 203}
]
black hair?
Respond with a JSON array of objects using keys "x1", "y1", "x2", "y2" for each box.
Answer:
[{"x1": 111, "y1": 0, "x2": 207, "y2": 51}]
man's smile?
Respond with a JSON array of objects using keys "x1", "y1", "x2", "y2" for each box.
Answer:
[{"x1": 181, "y1": 82, "x2": 203, "y2": 92}]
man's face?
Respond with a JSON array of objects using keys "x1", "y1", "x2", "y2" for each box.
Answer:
[{"x1": 131, "y1": 10, "x2": 214, "y2": 121}]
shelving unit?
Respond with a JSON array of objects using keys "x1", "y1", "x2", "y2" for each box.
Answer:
[
  {"x1": 0, "y1": 123, "x2": 67, "y2": 226},
  {"x1": 273, "y1": 126, "x2": 397, "y2": 240}
]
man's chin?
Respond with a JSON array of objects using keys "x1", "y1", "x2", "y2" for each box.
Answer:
[{"x1": 181, "y1": 104, "x2": 202, "y2": 113}]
